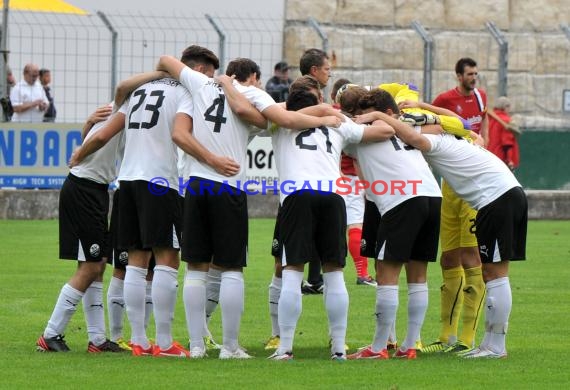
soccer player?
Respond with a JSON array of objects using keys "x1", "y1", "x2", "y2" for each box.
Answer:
[
  {"x1": 36, "y1": 104, "x2": 127, "y2": 353},
  {"x1": 70, "y1": 53, "x2": 237, "y2": 358},
  {"x1": 258, "y1": 88, "x2": 394, "y2": 360},
  {"x1": 332, "y1": 79, "x2": 376, "y2": 286},
  {"x1": 345, "y1": 88, "x2": 442, "y2": 360},
  {"x1": 299, "y1": 48, "x2": 332, "y2": 294},
  {"x1": 157, "y1": 52, "x2": 341, "y2": 359},
  {"x1": 421, "y1": 57, "x2": 488, "y2": 353},
  {"x1": 358, "y1": 108, "x2": 526, "y2": 359}
]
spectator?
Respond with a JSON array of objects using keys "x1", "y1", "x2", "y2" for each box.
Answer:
[
  {"x1": 10, "y1": 63, "x2": 49, "y2": 122},
  {"x1": 40, "y1": 68, "x2": 57, "y2": 122},
  {"x1": 487, "y1": 96, "x2": 520, "y2": 171},
  {"x1": 265, "y1": 61, "x2": 292, "y2": 103},
  {"x1": 1, "y1": 65, "x2": 16, "y2": 121}
]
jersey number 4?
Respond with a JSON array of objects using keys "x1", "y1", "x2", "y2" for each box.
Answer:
[
  {"x1": 128, "y1": 89, "x2": 165, "y2": 129},
  {"x1": 204, "y1": 95, "x2": 227, "y2": 133}
]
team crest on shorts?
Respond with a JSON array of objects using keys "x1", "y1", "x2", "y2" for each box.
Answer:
[
  {"x1": 272, "y1": 239, "x2": 279, "y2": 251},
  {"x1": 90, "y1": 243, "x2": 101, "y2": 257},
  {"x1": 360, "y1": 238, "x2": 367, "y2": 251},
  {"x1": 119, "y1": 251, "x2": 128, "y2": 265}
]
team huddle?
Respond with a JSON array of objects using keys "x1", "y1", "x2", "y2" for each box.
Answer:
[{"x1": 35, "y1": 46, "x2": 527, "y2": 361}]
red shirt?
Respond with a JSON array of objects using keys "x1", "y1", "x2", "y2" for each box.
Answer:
[
  {"x1": 432, "y1": 87, "x2": 487, "y2": 134},
  {"x1": 340, "y1": 153, "x2": 357, "y2": 176},
  {"x1": 487, "y1": 109, "x2": 520, "y2": 168}
]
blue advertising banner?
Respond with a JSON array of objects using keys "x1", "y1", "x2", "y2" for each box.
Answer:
[{"x1": 0, "y1": 123, "x2": 83, "y2": 188}]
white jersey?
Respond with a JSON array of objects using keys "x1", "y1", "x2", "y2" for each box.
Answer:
[
  {"x1": 272, "y1": 115, "x2": 364, "y2": 203},
  {"x1": 345, "y1": 133, "x2": 441, "y2": 214},
  {"x1": 423, "y1": 132, "x2": 521, "y2": 209},
  {"x1": 117, "y1": 78, "x2": 193, "y2": 191},
  {"x1": 179, "y1": 67, "x2": 275, "y2": 188},
  {"x1": 71, "y1": 104, "x2": 125, "y2": 185}
]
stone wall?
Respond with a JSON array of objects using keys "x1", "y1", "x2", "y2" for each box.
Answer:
[
  {"x1": 1, "y1": 189, "x2": 569, "y2": 220},
  {"x1": 284, "y1": 0, "x2": 570, "y2": 129}
]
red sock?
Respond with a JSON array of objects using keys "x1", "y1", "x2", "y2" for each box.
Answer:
[{"x1": 348, "y1": 228, "x2": 369, "y2": 278}]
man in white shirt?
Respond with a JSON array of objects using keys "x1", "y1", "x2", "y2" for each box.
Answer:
[{"x1": 10, "y1": 63, "x2": 49, "y2": 122}]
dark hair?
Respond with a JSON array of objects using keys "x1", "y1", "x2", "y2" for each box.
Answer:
[
  {"x1": 286, "y1": 89, "x2": 319, "y2": 111},
  {"x1": 39, "y1": 68, "x2": 50, "y2": 76},
  {"x1": 290, "y1": 75, "x2": 321, "y2": 95},
  {"x1": 226, "y1": 58, "x2": 261, "y2": 82},
  {"x1": 455, "y1": 57, "x2": 477, "y2": 75},
  {"x1": 331, "y1": 78, "x2": 351, "y2": 102},
  {"x1": 338, "y1": 86, "x2": 367, "y2": 115},
  {"x1": 274, "y1": 61, "x2": 289, "y2": 72},
  {"x1": 299, "y1": 48, "x2": 328, "y2": 76},
  {"x1": 180, "y1": 45, "x2": 219, "y2": 69},
  {"x1": 359, "y1": 89, "x2": 400, "y2": 115}
]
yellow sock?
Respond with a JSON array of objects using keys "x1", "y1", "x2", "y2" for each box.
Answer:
[
  {"x1": 459, "y1": 266, "x2": 486, "y2": 347},
  {"x1": 438, "y1": 267, "x2": 465, "y2": 344}
]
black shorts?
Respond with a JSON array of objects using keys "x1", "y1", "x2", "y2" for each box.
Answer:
[
  {"x1": 107, "y1": 189, "x2": 129, "y2": 269},
  {"x1": 279, "y1": 190, "x2": 347, "y2": 267},
  {"x1": 361, "y1": 198, "x2": 381, "y2": 258},
  {"x1": 181, "y1": 177, "x2": 248, "y2": 268},
  {"x1": 271, "y1": 205, "x2": 282, "y2": 258},
  {"x1": 476, "y1": 186, "x2": 527, "y2": 263},
  {"x1": 118, "y1": 180, "x2": 182, "y2": 250},
  {"x1": 59, "y1": 173, "x2": 110, "y2": 262},
  {"x1": 376, "y1": 196, "x2": 441, "y2": 263}
]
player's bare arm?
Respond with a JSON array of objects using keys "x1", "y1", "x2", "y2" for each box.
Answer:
[
  {"x1": 262, "y1": 104, "x2": 341, "y2": 130},
  {"x1": 297, "y1": 103, "x2": 344, "y2": 121},
  {"x1": 114, "y1": 70, "x2": 169, "y2": 107},
  {"x1": 215, "y1": 74, "x2": 267, "y2": 129},
  {"x1": 172, "y1": 113, "x2": 240, "y2": 177},
  {"x1": 156, "y1": 55, "x2": 186, "y2": 80},
  {"x1": 69, "y1": 112, "x2": 125, "y2": 167},
  {"x1": 360, "y1": 119, "x2": 396, "y2": 142},
  {"x1": 82, "y1": 104, "x2": 113, "y2": 140}
]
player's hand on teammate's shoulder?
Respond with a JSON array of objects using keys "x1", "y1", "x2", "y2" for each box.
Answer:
[
  {"x1": 215, "y1": 74, "x2": 235, "y2": 86},
  {"x1": 354, "y1": 111, "x2": 381, "y2": 125},
  {"x1": 323, "y1": 115, "x2": 342, "y2": 128}
]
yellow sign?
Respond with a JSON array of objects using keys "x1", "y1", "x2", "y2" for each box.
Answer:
[{"x1": 0, "y1": 0, "x2": 87, "y2": 15}]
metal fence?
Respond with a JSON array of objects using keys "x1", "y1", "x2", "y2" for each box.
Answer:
[
  {"x1": 3, "y1": 10, "x2": 570, "y2": 129},
  {"x1": 284, "y1": 19, "x2": 570, "y2": 130},
  {"x1": 3, "y1": 10, "x2": 284, "y2": 122}
]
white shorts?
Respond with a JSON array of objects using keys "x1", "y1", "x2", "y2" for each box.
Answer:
[{"x1": 342, "y1": 175, "x2": 365, "y2": 225}]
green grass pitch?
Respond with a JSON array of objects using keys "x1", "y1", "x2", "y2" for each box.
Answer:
[{"x1": 0, "y1": 219, "x2": 568, "y2": 389}]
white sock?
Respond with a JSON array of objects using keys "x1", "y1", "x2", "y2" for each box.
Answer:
[
  {"x1": 268, "y1": 275, "x2": 282, "y2": 337},
  {"x1": 152, "y1": 265, "x2": 179, "y2": 349},
  {"x1": 184, "y1": 271, "x2": 207, "y2": 349},
  {"x1": 205, "y1": 267, "x2": 222, "y2": 327},
  {"x1": 389, "y1": 319, "x2": 397, "y2": 344},
  {"x1": 277, "y1": 270, "x2": 304, "y2": 354},
  {"x1": 44, "y1": 283, "x2": 83, "y2": 338},
  {"x1": 107, "y1": 276, "x2": 124, "y2": 342},
  {"x1": 401, "y1": 283, "x2": 428, "y2": 351},
  {"x1": 323, "y1": 271, "x2": 349, "y2": 355},
  {"x1": 83, "y1": 281, "x2": 107, "y2": 345},
  {"x1": 371, "y1": 285, "x2": 399, "y2": 352},
  {"x1": 484, "y1": 277, "x2": 511, "y2": 354},
  {"x1": 124, "y1": 265, "x2": 149, "y2": 348},
  {"x1": 220, "y1": 271, "x2": 244, "y2": 352},
  {"x1": 144, "y1": 280, "x2": 153, "y2": 330}
]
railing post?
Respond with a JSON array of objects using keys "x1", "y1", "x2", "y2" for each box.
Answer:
[
  {"x1": 561, "y1": 23, "x2": 570, "y2": 42},
  {"x1": 97, "y1": 11, "x2": 118, "y2": 99},
  {"x1": 0, "y1": 0, "x2": 10, "y2": 120},
  {"x1": 205, "y1": 14, "x2": 226, "y2": 74},
  {"x1": 411, "y1": 20, "x2": 434, "y2": 103},
  {"x1": 307, "y1": 17, "x2": 330, "y2": 100},
  {"x1": 486, "y1": 21, "x2": 508, "y2": 97}
]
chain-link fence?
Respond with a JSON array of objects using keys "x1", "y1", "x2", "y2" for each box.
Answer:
[
  {"x1": 284, "y1": 19, "x2": 570, "y2": 130},
  {"x1": 3, "y1": 10, "x2": 284, "y2": 122}
]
